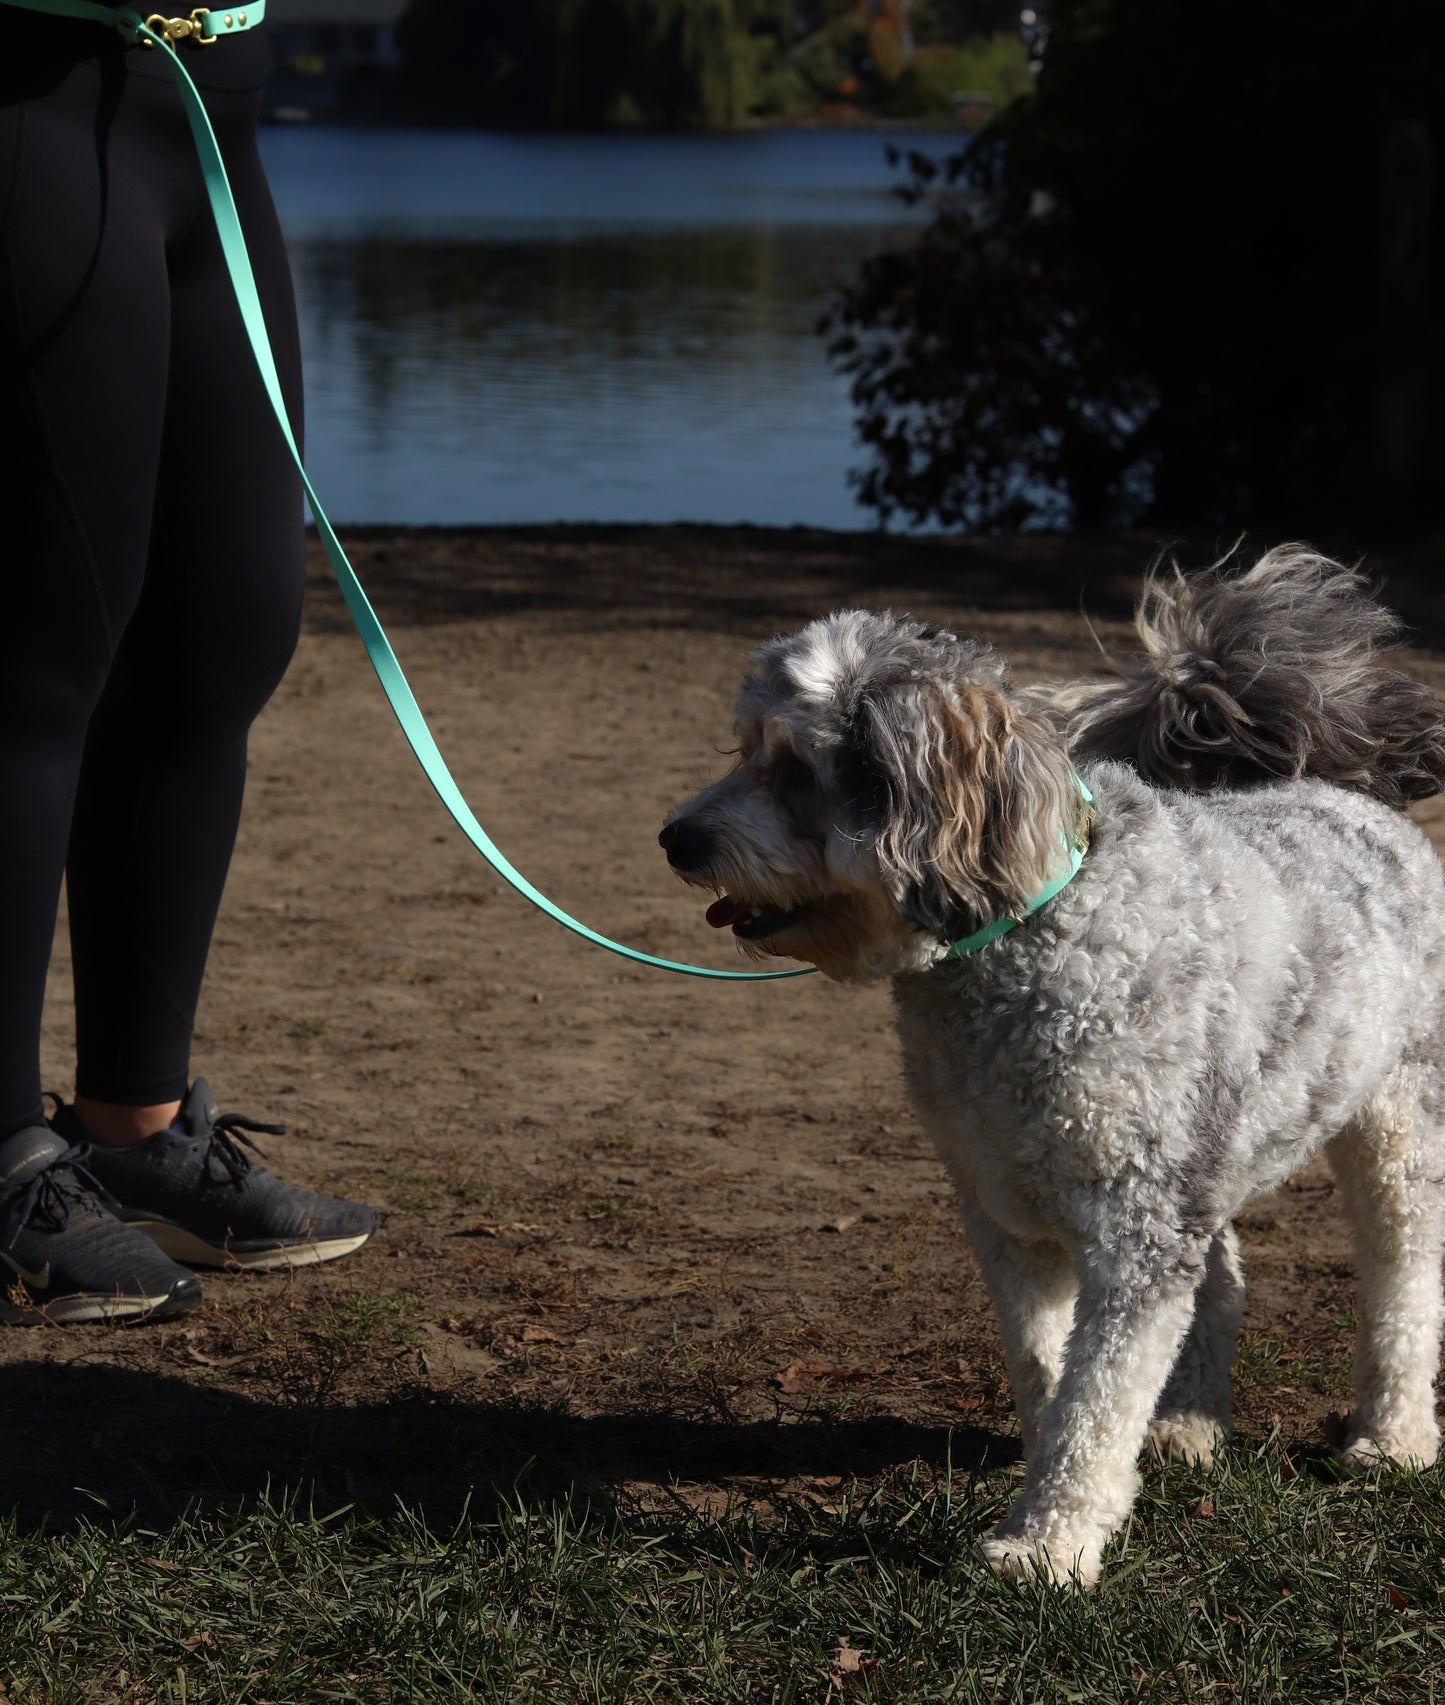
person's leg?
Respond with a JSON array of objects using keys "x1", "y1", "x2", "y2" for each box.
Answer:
[
  {"x1": 55, "y1": 76, "x2": 378, "y2": 1268},
  {"x1": 0, "y1": 51, "x2": 205, "y2": 1321},
  {"x1": 0, "y1": 58, "x2": 173, "y2": 1143},
  {"x1": 65, "y1": 78, "x2": 307, "y2": 1116}
]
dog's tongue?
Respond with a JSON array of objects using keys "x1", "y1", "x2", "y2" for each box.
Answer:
[{"x1": 706, "y1": 896, "x2": 746, "y2": 929}]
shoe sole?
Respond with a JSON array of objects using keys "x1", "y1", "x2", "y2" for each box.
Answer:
[
  {"x1": 0, "y1": 1280, "x2": 202, "y2": 1327},
  {"x1": 128, "y1": 1220, "x2": 376, "y2": 1271}
]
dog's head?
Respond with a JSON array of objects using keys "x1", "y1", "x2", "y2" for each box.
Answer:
[{"x1": 661, "y1": 610, "x2": 1083, "y2": 982}]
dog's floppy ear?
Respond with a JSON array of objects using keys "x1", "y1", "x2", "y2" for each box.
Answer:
[{"x1": 851, "y1": 678, "x2": 1078, "y2": 940}]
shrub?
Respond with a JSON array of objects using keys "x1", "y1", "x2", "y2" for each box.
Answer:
[{"x1": 825, "y1": 0, "x2": 1445, "y2": 531}]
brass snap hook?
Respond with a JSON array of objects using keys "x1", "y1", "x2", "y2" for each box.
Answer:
[{"x1": 139, "y1": 10, "x2": 217, "y2": 47}]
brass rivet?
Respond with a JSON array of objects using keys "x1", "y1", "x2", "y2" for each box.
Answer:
[
  {"x1": 224, "y1": 11, "x2": 232, "y2": 22},
  {"x1": 237, "y1": 9, "x2": 246, "y2": 20}
]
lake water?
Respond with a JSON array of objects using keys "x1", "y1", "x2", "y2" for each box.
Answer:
[{"x1": 258, "y1": 129, "x2": 947, "y2": 528}]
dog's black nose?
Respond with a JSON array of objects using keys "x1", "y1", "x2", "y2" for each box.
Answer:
[{"x1": 659, "y1": 818, "x2": 711, "y2": 870}]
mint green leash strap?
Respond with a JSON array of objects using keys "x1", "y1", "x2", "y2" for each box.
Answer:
[
  {"x1": 37, "y1": 1, "x2": 806, "y2": 981},
  {"x1": 7, "y1": 0, "x2": 1091, "y2": 977}
]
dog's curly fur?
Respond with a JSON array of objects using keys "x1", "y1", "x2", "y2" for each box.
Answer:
[{"x1": 661, "y1": 545, "x2": 1445, "y2": 1587}]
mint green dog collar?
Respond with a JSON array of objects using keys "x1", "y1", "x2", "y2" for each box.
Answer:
[{"x1": 941, "y1": 776, "x2": 1094, "y2": 961}]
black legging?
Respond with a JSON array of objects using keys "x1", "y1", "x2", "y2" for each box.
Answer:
[{"x1": 0, "y1": 14, "x2": 303, "y2": 1133}]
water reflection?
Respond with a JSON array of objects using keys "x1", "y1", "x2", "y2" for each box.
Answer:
[{"x1": 260, "y1": 131, "x2": 937, "y2": 526}]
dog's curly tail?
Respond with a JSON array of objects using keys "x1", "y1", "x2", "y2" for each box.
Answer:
[{"x1": 1062, "y1": 544, "x2": 1445, "y2": 806}]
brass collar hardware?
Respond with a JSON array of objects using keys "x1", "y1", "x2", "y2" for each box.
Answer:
[{"x1": 139, "y1": 9, "x2": 216, "y2": 46}]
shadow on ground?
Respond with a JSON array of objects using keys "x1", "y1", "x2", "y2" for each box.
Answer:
[
  {"x1": 304, "y1": 524, "x2": 1445, "y2": 647},
  {"x1": 305, "y1": 523, "x2": 1146, "y2": 638},
  {"x1": 0, "y1": 1361, "x2": 1013, "y2": 1534}
]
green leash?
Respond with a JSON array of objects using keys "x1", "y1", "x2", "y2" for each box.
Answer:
[
  {"x1": 6, "y1": 0, "x2": 807, "y2": 982},
  {"x1": 5, "y1": 0, "x2": 1090, "y2": 977}
]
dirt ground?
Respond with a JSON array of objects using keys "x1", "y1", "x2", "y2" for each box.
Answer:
[{"x1": 4, "y1": 525, "x2": 1444, "y2": 1531}]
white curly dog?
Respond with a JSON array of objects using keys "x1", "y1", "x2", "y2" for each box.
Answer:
[{"x1": 660, "y1": 547, "x2": 1445, "y2": 1587}]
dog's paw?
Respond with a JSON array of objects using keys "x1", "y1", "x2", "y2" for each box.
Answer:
[
  {"x1": 1147, "y1": 1410, "x2": 1227, "y2": 1468},
  {"x1": 1334, "y1": 1427, "x2": 1439, "y2": 1474},
  {"x1": 980, "y1": 1530, "x2": 1101, "y2": 1590}
]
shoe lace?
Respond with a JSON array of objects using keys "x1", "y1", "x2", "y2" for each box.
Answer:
[
  {"x1": 1, "y1": 1145, "x2": 111, "y2": 1252},
  {"x1": 204, "y1": 1112, "x2": 287, "y2": 1184}
]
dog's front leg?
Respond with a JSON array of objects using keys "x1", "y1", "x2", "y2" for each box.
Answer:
[
  {"x1": 1148, "y1": 1224, "x2": 1245, "y2": 1466},
  {"x1": 981, "y1": 1247, "x2": 1207, "y2": 1588},
  {"x1": 958, "y1": 1199, "x2": 1076, "y2": 1461}
]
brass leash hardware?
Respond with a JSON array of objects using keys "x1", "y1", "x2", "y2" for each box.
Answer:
[{"x1": 139, "y1": 9, "x2": 216, "y2": 46}]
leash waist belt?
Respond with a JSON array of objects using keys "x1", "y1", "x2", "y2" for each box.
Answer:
[{"x1": 1, "y1": 0, "x2": 265, "y2": 40}]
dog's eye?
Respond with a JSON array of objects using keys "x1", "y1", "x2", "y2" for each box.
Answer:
[
  {"x1": 772, "y1": 753, "x2": 819, "y2": 802},
  {"x1": 773, "y1": 753, "x2": 817, "y2": 791}
]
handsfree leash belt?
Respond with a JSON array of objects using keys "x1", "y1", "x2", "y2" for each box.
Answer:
[{"x1": 6, "y1": 0, "x2": 1090, "y2": 976}]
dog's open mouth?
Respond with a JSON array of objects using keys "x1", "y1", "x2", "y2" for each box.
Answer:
[{"x1": 705, "y1": 895, "x2": 804, "y2": 940}]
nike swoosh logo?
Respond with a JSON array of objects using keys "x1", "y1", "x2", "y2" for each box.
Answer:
[{"x1": 1, "y1": 1250, "x2": 50, "y2": 1290}]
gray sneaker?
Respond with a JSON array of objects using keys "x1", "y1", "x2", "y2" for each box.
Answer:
[
  {"x1": 53, "y1": 1080, "x2": 380, "y2": 1271},
  {"x1": 0, "y1": 1126, "x2": 202, "y2": 1325}
]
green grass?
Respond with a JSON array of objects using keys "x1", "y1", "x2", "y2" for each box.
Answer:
[
  {"x1": 585, "y1": 1133, "x2": 639, "y2": 1156},
  {"x1": 2, "y1": 1443, "x2": 1442, "y2": 1702},
  {"x1": 377, "y1": 1154, "x2": 496, "y2": 1214},
  {"x1": 583, "y1": 1197, "x2": 635, "y2": 1222},
  {"x1": 307, "y1": 1288, "x2": 422, "y2": 1352}
]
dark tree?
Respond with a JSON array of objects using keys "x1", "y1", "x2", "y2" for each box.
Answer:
[
  {"x1": 398, "y1": 0, "x2": 1029, "y2": 128},
  {"x1": 826, "y1": 0, "x2": 1445, "y2": 532},
  {"x1": 398, "y1": 0, "x2": 751, "y2": 128},
  {"x1": 396, "y1": 0, "x2": 558, "y2": 123}
]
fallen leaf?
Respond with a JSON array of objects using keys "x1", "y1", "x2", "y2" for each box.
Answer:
[
  {"x1": 180, "y1": 1343, "x2": 250, "y2": 1370},
  {"x1": 1389, "y1": 1586, "x2": 1408, "y2": 1611},
  {"x1": 774, "y1": 1362, "x2": 873, "y2": 1394},
  {"x1": 831, "y1": 1637, "x2": 865, "y2": 1675},
  {"x1": 519, "y1": 1322, "x2": 567, "y2": 1344}
]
